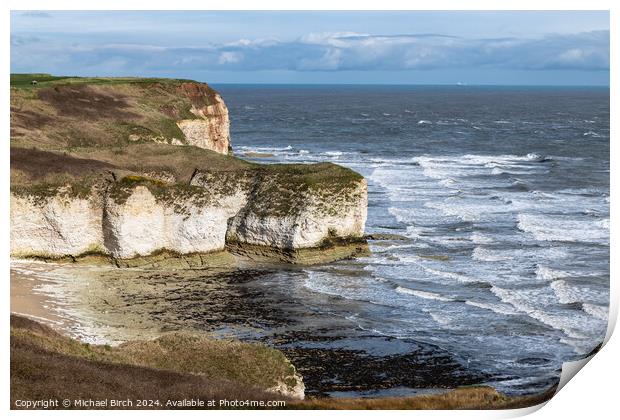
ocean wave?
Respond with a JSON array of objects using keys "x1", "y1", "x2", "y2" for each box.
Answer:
[
  {"x1": 238, "y1": 144, "x2": 293, "y2": 152},
  {"x1": 556, "y1": 187, "x2": 609, "y2": 196},
  {"x1": 550, "y1": 280, "x2": 608, "y2": 305},
  {"x1": 509, "y1": 180, "x2": 530, "y2": 191},
  {"x1": 439, "y1": 178, "x2": 458, "y2": 187},
  {"x1": 417, "y1": 265, "x2": 480, "y2": 284},
  {"x1": 351, "y1": 118, "x2": 374, "y2": 124},
  {"x1": 428, "y1": 311, "x2": 453, "y2": 326},
  {"x1": 490, "y1": 286, "x2": 553, "y2": 313},
  {"x1": 472, "y1": 247, "x2": 509, "y2": 262},
  {"x1": 550, "y1": 280, "x2": 582, "y2": 304},
  {"x1": 525, "y1": 153, "x2": 547, "y2": 162},
  {"x1": 536, "y1": 265, "x2": 570, "y2": 281},
  {"x1": 417, "y1": 120, "x2": 432, "y2": 125},
  {"x1": 424, "y1": 201, "x2": 482, "y2": 222},
  {"x1": 464, "y1": 300, "x2": 520, "y2": 316},
  {"x1": 474, "y1": 246, "x2": 572, "y2": 265},
  {"x1": 559, "y1": 337, "x2": 601, "y2": 355},
  {"x1": 583, "y1": 131, "x2": 604, "y2": 138},
  {"x1": 408, "y1": 154, "x2": 551, "y2": 185},
  {"x1": 470, "y1": 233, "x2": 494, "y2": 244},
  {"x1": 368, "y1": 157, "x2": 420, "y2": 165},
  {"x1": 395, "y1": 286, "x2": 452, "y2": 301},
  {"x1": 490, "y1": 286, "x2": 596, "y2": 340},
  {"x1": 582, "y1": 303, "x2": 609, "y2": 321},
  {"x1": 430, "y1": 153, "x2": 547, "y2": 165},
  {"x1": 598, "y1": 218, "x2": 610, "y2": 229},
  {"x1": 517, "y1": 213, "x2": 609, "y2": 244}
]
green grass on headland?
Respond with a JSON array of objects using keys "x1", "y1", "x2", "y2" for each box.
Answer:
[
  {"x1": 10, "y1": 73, "x2": 196, "y2": 89},
  {"x1": 10, "y1": 314, "x2": 301, "y2": 409}
]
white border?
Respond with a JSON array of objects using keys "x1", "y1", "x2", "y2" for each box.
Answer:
[{"x1": 3, "y1": 1, "x2": 617, "y2": 419}]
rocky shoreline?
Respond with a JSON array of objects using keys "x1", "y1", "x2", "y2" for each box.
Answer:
[{"x1": 11, "y1": 260, "x2": 490, "y2": 398}]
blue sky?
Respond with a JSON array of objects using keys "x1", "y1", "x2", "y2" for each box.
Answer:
[{"x1": 10, "y1": 11, "x2": 610, "y2": 85}]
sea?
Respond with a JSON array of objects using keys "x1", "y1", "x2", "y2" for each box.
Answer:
[{"x1": 212, "y1": 84, "x2": 610, "y2": 396}]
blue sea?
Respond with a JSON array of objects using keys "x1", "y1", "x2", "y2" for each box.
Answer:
[{"x1": 214, "y1": 85, "x2": 610, "y2": 396}]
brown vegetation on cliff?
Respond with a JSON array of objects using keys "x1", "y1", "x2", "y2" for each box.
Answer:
[
  {"x1": 10, "y1": 74, "x2": 221, "y2": 150},
  {"x1": 289, "y1": 386, "x2": 555, "y2": 410},
  {"x1": 10, "y1": 314, "x2": 302, "y2": 408}
]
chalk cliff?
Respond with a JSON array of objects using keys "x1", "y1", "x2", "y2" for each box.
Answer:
[
  {"x1": 10, "y1": 75, "x2": 368, "y2": 265},
  {"x1": 176, "y1": 83, "x2": 231, "y2": 154},
  {"x1": 10, "y1": 167, "x2": 367, "y2": 264}
]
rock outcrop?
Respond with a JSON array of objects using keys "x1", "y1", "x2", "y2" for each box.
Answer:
[
  {"x1": 10, "y1": 162, "x2": 368, "y2": 265},
  {"x1": 176, "y1": 84, "x2": 231, "y2": 154},
  {"x1": 227, "y1": 181, "x2": 367, "y2": 250},
  {"x1": 102, "y1": 179, "x2": 249, "y2": 259},
  {"x1": 10, "y1": 192, "x2": 105, "y2": 258}
]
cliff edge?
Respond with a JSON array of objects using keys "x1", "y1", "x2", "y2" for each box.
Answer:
[{"x1": 10, "y1": 75, "x2": 368, "y2": 265}]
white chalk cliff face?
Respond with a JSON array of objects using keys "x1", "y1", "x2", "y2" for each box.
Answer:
[
  {"x1": 102, "y1": 185, "x2": 248, "y2": 259},
  {"x1": 176, "y1": 92, "x2": 231, "y2": 155},
  {"x1": 10, "y1": 174, "x2": 367, "y2": 262},
  {"x1": 10, "y1": 192, "x2": 104, "y2": 257},
  {"x1": 227, "y1": 180, "x2": 368, "y2": 249}
]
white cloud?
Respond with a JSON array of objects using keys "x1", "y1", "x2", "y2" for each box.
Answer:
[
  {"x1": 218, "y1": 51, "x2": 243, "y2": 64},
  {"x1": 11, "y1": 30, "x2": 609, "y2": 75}
]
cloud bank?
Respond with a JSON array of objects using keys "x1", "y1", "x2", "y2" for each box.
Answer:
[{"x1": 11, "y1": 30, "x2": 609, "y2": 76}]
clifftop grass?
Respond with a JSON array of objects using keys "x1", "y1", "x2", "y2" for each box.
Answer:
[
  {"x1": 10, "y1": 74, "x2": 219, "y2": 150},
  {"x1": 10, "y1": 73, "x2": 363, "y2": 189},
  {"x1": 10, "y1": 73, "x2": 197, "y2": 90},
  {"x1": 11, "y1": 144, "x2": 363, "y2": 213},
  {"x1": 10, "y1": 314, "x2": 301, "y2": 406}
]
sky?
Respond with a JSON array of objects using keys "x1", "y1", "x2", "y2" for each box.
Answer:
[{"x1": 10, "y1": 11, "x2": 610, "y2": 85}]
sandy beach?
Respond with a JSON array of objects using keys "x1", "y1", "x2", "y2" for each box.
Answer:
[{"x1": 10, "y1": 260, "x2": 174, "y2": 344}]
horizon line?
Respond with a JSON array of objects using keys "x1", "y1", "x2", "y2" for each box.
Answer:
[
  {"x1": 9, "y1": 73, "x2": 609, "y2": 88},
  {"x1": 207, "y1": 82, "x2": 610, "y2": 88}
]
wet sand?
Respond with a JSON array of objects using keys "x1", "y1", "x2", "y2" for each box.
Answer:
[
  {"x1": 10, "y1": 261, "x2": 169, "y2": 344},
  {"x1": 11, "y1": 264, "x2": 68, "y2": 330}
]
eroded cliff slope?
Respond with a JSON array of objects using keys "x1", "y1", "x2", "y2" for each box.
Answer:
[{"x1": 10, "y1": 75, "x2": 368, "y2": 265}]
